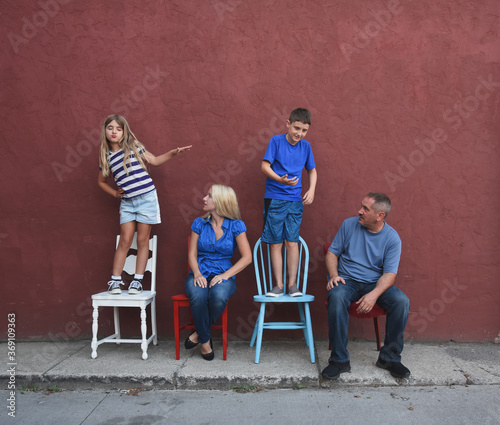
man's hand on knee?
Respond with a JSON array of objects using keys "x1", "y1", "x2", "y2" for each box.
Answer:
[
  {"x1": 355, "y1": 293, "x2": 377, "y2": 314},
  {"x1": 327, "y1": 276, "x2": 345, "y2": 291}
]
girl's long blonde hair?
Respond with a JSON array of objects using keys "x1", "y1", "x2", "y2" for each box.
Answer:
[
  {"x1": 99, "y1": 114, "x2": 148, "y2": 177},
  {"x1": 203, "y1": 184, "x2": 242, "y2": 221}
]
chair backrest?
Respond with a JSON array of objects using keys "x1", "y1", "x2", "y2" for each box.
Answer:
[
  {"x1": 117, "y1": 233, "x2": 158, "y2": 292},
  {"x1": 253, "y1": 237, "x2": 310, "y2": 296}
]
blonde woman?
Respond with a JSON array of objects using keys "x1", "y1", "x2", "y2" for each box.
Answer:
[
  {"x1": 184, "y1": 184, "x2": 252, "y2": 360},
  {"x1": 98, "y1": 114, "x2": 191, "y2": 295}
]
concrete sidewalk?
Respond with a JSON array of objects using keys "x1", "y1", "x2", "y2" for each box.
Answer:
[{"x1": 1, "y1": 340, "x2": 499, "y2": 391}]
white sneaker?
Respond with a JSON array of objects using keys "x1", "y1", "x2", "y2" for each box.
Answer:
[
  {"x1": 128, "y1": 280, "x2": 143, "y2": 295},
  {"x1": 107, "y1": 279, "x2": 124, "y2": 294},
  {"x1": 266, "y1": 286, "x2": 284, "y2": 297},
  {"x1": 288, "y1": 285, "x2": 303, "y2": 297}
]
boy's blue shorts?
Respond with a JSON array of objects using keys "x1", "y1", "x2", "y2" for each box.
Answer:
[
  {"x1": 120, "y1": 189, "x2": 161, "y2": 225},
  {"x1": 262, "y1": 199, "x2": 303, "y2": 244}
]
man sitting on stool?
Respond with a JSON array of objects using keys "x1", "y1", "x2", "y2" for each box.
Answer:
[{"x1": 322, "y1": 192, "x2": 410, "y2": 380}]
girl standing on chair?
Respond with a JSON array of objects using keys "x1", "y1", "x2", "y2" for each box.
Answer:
[
  {"x1": 184, "y1": 184, "x2": 252, "y2": 360},
  {"x1": 98, "y1": 114, "x2": 191, "y2": 295}
]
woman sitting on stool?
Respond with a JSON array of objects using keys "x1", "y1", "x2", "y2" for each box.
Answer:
[{"x1": 184, "y1": 184, "x2": 252, "y2": 360}]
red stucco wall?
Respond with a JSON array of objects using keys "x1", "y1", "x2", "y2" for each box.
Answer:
[{"x1": 1, "y1": 0, "x2": 499, "y2": 343}]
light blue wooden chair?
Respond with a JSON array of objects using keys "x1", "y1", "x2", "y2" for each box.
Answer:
[{"x1": 250, "y1": 237, "x2": 315, "y2": 363}]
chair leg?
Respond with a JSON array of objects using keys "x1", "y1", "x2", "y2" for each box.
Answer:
[
  {"x1": 113, "y1": 307, "x2": 121, "y2": 344},
  {"x1": 151, "y1": 299, "x2": 158, "y2": 345},
  {"x1": 249, "y1": 316, "x2": 258, "y2": 348},
  {"x1": 304, "y1": 303, "x2": 315, "y2": 363},
  {"x1": 173, "y1": 301, "x2": 181, "y2": 360},
  {"x1": 91, "y1": 305, "x2": 99, "y2": 359},
  {"x1": 374, "y1": 317, "x2": 381, "y2": 351},
  {"x1": 222, "y1": 306, "x2": 228, "y2": 361},
  {"x1": 297, "y1": 303, "x2": 308, "y2": 346},
  {"x1": 140, "y1": 307, "x2": 148, "y2": 360},
  {"x1": 254, "y1": 303, "x2": 266, "y2": 364}
]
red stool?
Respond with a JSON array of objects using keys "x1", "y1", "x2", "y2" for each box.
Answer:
[
  {"x1": 323, "y1": 243, "x2": 387, "y2": 350},
  {"x1": 172, "y1": 293, "x2": 228, "y2": 360},
  {"x1": 324, "y1": 300, "x2": 386, "y2": 350}
]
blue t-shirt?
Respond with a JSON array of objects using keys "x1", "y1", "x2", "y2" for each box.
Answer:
[
  {"x1": 328, "y1": 217, "x2": 401, "y2": 284},
  {"x1": 192, "y1": 216, "x2": 247, "y2": 279},
  {"x1": 263, "y1": 133, "x2": 316, "y2": 201}
]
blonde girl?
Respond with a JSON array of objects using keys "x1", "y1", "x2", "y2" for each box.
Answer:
[{"x1": 98, "y1": 114, "x2": 191, "y2": 294}]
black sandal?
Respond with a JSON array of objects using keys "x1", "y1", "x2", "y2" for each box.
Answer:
[{"x1": 184, "y1": 331, "x2": 199, "y2": 349}]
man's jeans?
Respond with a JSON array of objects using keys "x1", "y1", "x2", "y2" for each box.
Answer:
[
  {"x1": 327, "y1": 279, "x2": 410, "y2": 363},
  {"x1": 184, "y1": 273, "x2": 236, "y2": 344}
]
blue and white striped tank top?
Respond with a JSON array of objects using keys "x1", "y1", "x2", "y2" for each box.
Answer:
[{"x1": 107, "y1": 149, "x2": 155, "y2": 199}]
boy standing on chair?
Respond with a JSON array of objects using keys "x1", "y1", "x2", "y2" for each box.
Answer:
[{"x1": 261, "y1": 108, "x2": 317, "y2": 297}]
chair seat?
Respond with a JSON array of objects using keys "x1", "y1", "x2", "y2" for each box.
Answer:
[
  {"x1": 253, "y1": 294, "x2": 315, "y2": 303},
  {"x1": 171, "y1": 293, "x2": 190, "y2": 302},
  {"x1": 92, "y1": 291, "x2": 156, "y2": 307},
  {"x1": 323, "y1": 299, "x2": 387, "y2": 351},
  {"x1": 348, "y1": 302, "x2": 386, "y2": 319}
]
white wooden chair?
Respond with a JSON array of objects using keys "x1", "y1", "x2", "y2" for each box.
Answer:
[{"x1": 91, "y1": 233, "x2": 158, "y2": 360}]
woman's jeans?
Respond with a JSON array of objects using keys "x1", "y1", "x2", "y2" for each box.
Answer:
[
  {"x1": 184, "y1": 273, "x2": 236, "y2": 344},
  {"x1": 327, "y1": 279, "x2": 410, "y2": 363}
]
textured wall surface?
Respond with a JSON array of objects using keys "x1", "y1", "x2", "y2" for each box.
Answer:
[{"x1": 1, "y1": 0, "x2": 499, "y2": 343}]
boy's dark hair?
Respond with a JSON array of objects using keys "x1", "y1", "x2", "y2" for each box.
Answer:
[
  {"x1": 289, "y1": 108, "x2": 311, "y2": 125},
  {"x1": 366, "y1": 192, "x2": 392, "y2": 218}
]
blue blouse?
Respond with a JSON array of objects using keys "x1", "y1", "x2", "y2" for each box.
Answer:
[{"x1": 191, "y1": 216, "x2": 247, "y2": 279}]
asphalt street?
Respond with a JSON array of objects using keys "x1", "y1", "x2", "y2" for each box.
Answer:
[{"x1": 5, "y1": 385, "x2": 500, "y2": 425}]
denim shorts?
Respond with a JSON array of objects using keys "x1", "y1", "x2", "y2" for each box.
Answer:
[
  {"x1": 120, "y1": 189, "x2": 161, "y2": 225},
  {"x1": 262, "y1": 199, "x2": 303, "y2": 244}
]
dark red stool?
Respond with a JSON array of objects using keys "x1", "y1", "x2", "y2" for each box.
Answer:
[
  {"x1": 172, "y1": 293, "x2": 228, "y2": 360},
  {"x1": 323, "y1": 243, "x2": 387, "y2": 350}
]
